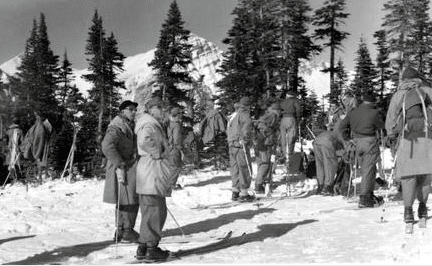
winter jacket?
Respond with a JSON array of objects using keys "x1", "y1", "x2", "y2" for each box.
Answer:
[
  {"x1": 135, "y1": 113, "x2": 181, "y2": 196},
  {"x1": 280, "y1": 97, "x2": 302, "y2": 121},
  {"x1": 339, "y1": 103, "x2": 384, "y2": 139},
  {"x1": 199, "y1": 109, "x2": 227, "y2": 145},
  {"x1": 22, "y1": 120, "x2": 49, "y2": 161},
  {"x1": 226, "y1": 107, "x2": 253, "y2": 147},
  {"x1": 102, "y1": 115, "x2": 138, "y2": 205}
]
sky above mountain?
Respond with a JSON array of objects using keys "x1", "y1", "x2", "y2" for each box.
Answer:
[{"x1": 0, "y1": 0, "x2": 420, "y2": 71}]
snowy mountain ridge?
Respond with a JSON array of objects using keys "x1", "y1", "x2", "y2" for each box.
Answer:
[{"x1": 0, "y1": 33, "x2": 330, "y2": 103}]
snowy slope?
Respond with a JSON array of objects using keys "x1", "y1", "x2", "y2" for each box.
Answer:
[{"x1": 1, "y1": 146, "x2": 431, "y2": 265}]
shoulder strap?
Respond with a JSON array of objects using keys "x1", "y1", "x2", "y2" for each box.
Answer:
[{"x1": 414, "y1": 87, "x2": 429, "y2": 138}]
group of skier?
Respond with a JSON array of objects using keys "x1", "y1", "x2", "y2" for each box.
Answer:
[{"x1": 101, "y1": 65, "x2": 432, "y2": 262}]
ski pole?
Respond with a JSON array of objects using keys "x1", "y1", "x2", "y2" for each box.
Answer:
[
  {"x1": 167, "y1": 207, "x2": 186, "y2": 237},
  {"x1": 115, "y1": 184, "x2": 121, "y2": 256},
  {"x1": 242, "y1": 142, "x2": 253, "y2": 177}
]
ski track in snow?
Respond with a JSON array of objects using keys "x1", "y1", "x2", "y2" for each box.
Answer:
[{"x1": 1, "y1": 149, "x2": 431, "y2": 265}]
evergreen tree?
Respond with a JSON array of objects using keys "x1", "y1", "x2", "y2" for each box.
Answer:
[
  {"x1": 83, "y1": 10, "x2": 125, "y2": 150},
  {"x1": 373, "y1": 30, "x2": 392, "y2": 106},
  {"x1": 382, "y1": 0, "x2": 413, "y2": 80},
  {"x1": 350, "y1": 38, "x2": 378, "y2": 102},
  {"x1": 148, "y1": 0, "x2": 193, "y2": 106},
  {"x1": 312, "y1": 0, "x2": 350, "y2": 105},
  {"x1": 333, "y1": 58, "x2": 349, "y2": 101},
  {"x1": 14, "y1": 13, "x2": 60, "y2": 128},
  {"x1": 216, "y1": 0, "x2": 279, "y2": 118},
  {"x1": 276, "y1": 0, "x2": 320, "y2": 94},
  {"x1": 406, "y1": 0, "x2": 431, "y2": 74},
  {"x1": 103, "y1": 32, "x2": 125, "y2": 121}
]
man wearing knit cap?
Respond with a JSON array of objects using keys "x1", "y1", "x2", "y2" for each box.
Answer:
[
  {"x1": 226, "y1": 96, "x2": 255, "y2": 202},
  {"x1": 102, "y1": 100, "x2": 139, "y2": 243},
  {"x1": 339, "y1": 91, "x2": 384, "y2": 208}
]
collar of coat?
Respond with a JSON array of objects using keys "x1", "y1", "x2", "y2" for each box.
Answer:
[
  {"x1": 135, "y1": 113, "x2": 165, "y2": 134},
  {"x1": 109, "y1": 115, "x2": 134, "y2": 136}
]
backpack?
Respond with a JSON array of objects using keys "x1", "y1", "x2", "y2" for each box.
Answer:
[{"x1": 395, "y1": 85, "x2": 432, "y2": 139}]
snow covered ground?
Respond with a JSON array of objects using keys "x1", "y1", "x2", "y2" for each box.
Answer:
[{"x1": 1, "y1": 146, "x2": 432, "y2": 265}]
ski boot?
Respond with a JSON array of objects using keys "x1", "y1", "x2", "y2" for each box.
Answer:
[
  {"x1": 121, "y1": 228, "x2": 139, "y2": 243},
  {"x1": 404, "y1": 206, "x2": 414, "y2": 234},
  {"x1": 144, "y1": 245, "x2": 170, "y2": 262},
  {"x1": 418, "y1": 202, "x2": 428, "y2": 228}
]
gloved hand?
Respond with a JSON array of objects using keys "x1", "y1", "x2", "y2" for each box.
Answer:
[
  {"x1": 385, "y1": 135, "x2": 397, "y2": 148},
  {"x1": 115, "y1": 167, "x2": 126, "y2": 184}
]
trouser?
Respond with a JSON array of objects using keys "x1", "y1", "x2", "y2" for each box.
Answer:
[
  {"x1": 401, "y1": 175, "x2": 431, "y2": 207},
  {"x1": 255, "y1": 147, "x2": 272, "y2": 187},
  {"x1": 229, "y1": 145, "x2": 252, "y2": 196},
  {"x1": 280, "y1": 117, "x2": 297, "y2": 158},
  {"x1": 116, "y1": 204, "x2": 139, "y2": 229},
  {"x1": 313, "y1": 142, "x2": 338, "y2": 187},
  {"x1": 353, "y1": 136, "x2": 379, "y2": 197},
  {"x1": 138, "y1": 195, "x2": 167, "y2": 246}
]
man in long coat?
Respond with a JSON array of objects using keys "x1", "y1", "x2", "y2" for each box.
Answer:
[
  {"x1": 102, "y1": 100, "x2": 139, "y2": 243},
  {"x1": 134, "y1": 96, "x2": 182, "y2": 261},
  {"x1": 198, "y1": 99, "x2": 228, "y2": 170}
]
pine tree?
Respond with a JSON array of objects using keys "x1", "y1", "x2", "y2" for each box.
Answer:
[
  {"x1": 350, "y1": 38, "x2": 378, "y2": 102},
  {"x1": 83, "y1": 10, "x2": 125, "y2": 148},
  {"x1": 276, "y1": 0, "x2": 320, "y2": 94},
  {"x1": 103, "y1": 32, "x2": 125, "y2": 121},
  {"x1": 148, "y1": 0, "x2": 193, "y2": 106},
  {"x1": 312, "y1": 0, "x2": 350, "y2": 105},
  {"x1": 406, "y1": 0, "x2": 431, "y2": 74},
  {"x1": 332, "y1": 58, "x2": 349, "y2": 101},
  {"x1": 382, "y1": 0, "x2": 413, "y2": 80},
  {"x1": 14, "y1": 13, "x2": 60, "y2": 128},
  {"x1": 216, "y1": 0, "x2": 280, "y2": 118},
  {"x1": 373, "y1": 30, "x2": 393, "y2": 107}
]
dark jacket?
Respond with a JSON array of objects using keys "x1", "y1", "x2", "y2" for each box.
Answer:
[
  {"x1": 102, "y1": 115, "x2": 138, "y2": 205},
  {"x1": 280, "y1": 97, "x2": 302, "y2": 121},
  {"x1": 199, "y1": 109, "x2": 227, "y2": 145},
  {"x1": 339, "y1": 103, "x2": 384, "y2": 139}
]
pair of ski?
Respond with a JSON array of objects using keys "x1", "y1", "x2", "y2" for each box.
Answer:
[
  {"x1": 127, "y1": 230, "x2": 243, "y2": 264},
  {"x1": 405, "y1": 218, "x2": 427, "y2": 234}
]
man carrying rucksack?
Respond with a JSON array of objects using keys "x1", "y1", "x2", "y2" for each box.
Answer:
[
  {"x1": 254, "y1": 102, "x2": 281, "y2": 194},
  {"x1": 386, "y1": 66, "x2": 432, "y2": 232}
]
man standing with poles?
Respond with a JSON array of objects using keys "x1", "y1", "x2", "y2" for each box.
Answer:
[
  {"x1": 102, "y1": 100, "x2": 140, "y2": 244},
  {"x1": 227, "y1": 96, "x2": 255, "y2": 202},
  {"x1": 339, "y1": 91, "x2": 385, "y2": 208}
]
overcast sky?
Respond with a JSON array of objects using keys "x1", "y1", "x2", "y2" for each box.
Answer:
[{"x1": 0, "y1": 0, "x2": 409, "y2": 71}]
